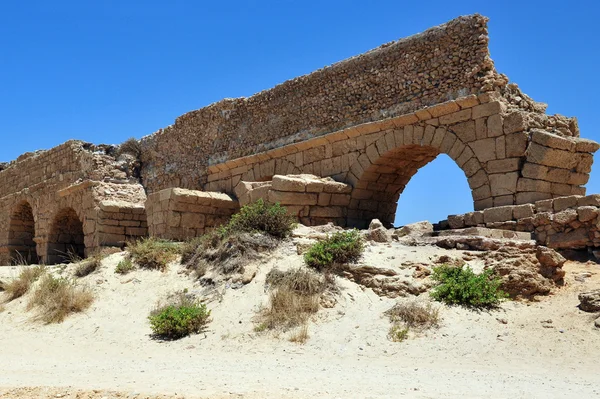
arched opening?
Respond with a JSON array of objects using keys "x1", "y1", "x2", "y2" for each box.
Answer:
[
  {"x1": 395, "y1": 154, "x2": 472, "y2": 226},
  {"x1": 8, "y1": 201, "x2": 38, "y2": 265},
  {"x1": 47, "y1": 207, "x2": 85, "y2": 264},
  {"x1": 348, "y1": 136, "x2": 486, "y2": 228}
]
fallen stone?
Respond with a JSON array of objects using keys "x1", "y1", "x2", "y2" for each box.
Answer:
[
  {"x1": 578, "y1": 289, "x2": 600, "y2": 312},
  {"x1": 394, "y1": 221, "x2": 433, "y2": 238}
]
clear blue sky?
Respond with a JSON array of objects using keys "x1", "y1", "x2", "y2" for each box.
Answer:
[{"x1": 1, "y1": 0, "x2": 598, "y2": 226}]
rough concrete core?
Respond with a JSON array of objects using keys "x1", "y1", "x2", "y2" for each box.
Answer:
[{"x1": 1, "y1": 14, "x2": 599, "y2": 264}]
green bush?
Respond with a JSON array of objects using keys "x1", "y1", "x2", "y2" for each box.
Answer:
[
  {"x1": 304, "y1": 230, "x2": 364, "y2": 271},
  {"x1": 222, "y1": 199, "x2": 295, "y2": 239},
  {"x1": 148, "y1": 295, "x2": 211, "y2": 339},
  {"x1": 127, "y1": 237, "x2": 180, "y2": 271},
  {"x1": 115, "y1": 258, "x2": 135, "y2": 274},
  {"x1": 430, "y1": 265, "x2": 507, "y2": 308}
]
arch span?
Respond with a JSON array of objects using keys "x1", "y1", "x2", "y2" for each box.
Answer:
[
  {"x1": 346, "y1": 126, "x2": 490, "y2": 228},
  {"x1": 8, "y1": 201, "x2": 38, "y2": 264},
  {"x1": 47, "y1": 207, "x2": 85, "y2": 264}
]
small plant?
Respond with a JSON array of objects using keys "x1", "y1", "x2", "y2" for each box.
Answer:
[
  {"x1": 148, "y1": 295, "x2": 211, "y2": 339},
  {"x1": 304, "y1": 230, "x2": 364, "y2": 271},
  {"x1": 28, "y1": 274, "x2": 94, "y2": 323},
  {"x1": 2, "y1": 265, "x2": 45, "y2": 302},
  {"x1": 115, "y1": 258, "x2": 135, "y2": 274},
  {"x1": 117, "y1": 137, "x2": 142, "y2": 157},
  {"x1": 289, "y1": 324, "x2": 309, "y2": 344},
  {"x1": 430, "y1": 265, "x2": 508, "y2": 308},
  {"x1": 222, "y1": 199, "x2": 296, "y2": 238},
  {"x1": 388, "y1": 325, "x2": 409, "y2": 342},
  {"x1": 257, "y1": 268, "x2": 327, "y2": 334},
  {"x1": 127, "y1": 237, "x2": 180, "y2": 271},
  {"x1": 74, "y1": 251, "x2": 104, "y2": 278},
  {"x1": 385, "y1": 300, "x2": 440, "y2": 331}
]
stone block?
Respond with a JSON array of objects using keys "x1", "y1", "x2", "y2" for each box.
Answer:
[
  {"x1": 577, "y1": 206, "x2": 598, "y2": 222},
  {"x1": 552, "y1": 209, "x2": 578, "y2": 225},
  {"x1": 429, "y1": 101, "x2": 460, "y2": 118},
  {"x1": 505, "y1": 133, "x2": 528, "y2": 158},
  {"x1": 330, "y1": 194, "x2": 351, "y2": 206},
  {"x1": 470, "y1": 138, "x2": 496, "y2": 162},
  {"x1": 450, "y1": 120, "x2": 476, "y2": 143},
  {"x1": 526, "y1": 142, "x2": 579, "y2": 169},
  {"x1": 310, "y1": 206, "x2": 344, "y2": 218},
  {"x1": 553, "y1": 196, "x2": 580, "y2": 211},
  {"x1": 472, "y1": 101, "x2": 505, "y2": 119},
  {"x1": 447, "y1": 214, "x2": 465, "y2": 229},
  {"x1": 439, "y1": 109, "x2": 471, "y2": 125},
  {"x1": 513, "y1": 204, "x2": 534, "y2": 219},
  {"x1": 268, "y1": 190, "x2": 317, "y2": 205},
  {"x1": 483, "y1": 206, "x2": 514, "y2": 224},
  {"x1": 531, "y1": 130, "x2": 575, "y2": 151},
  {"x1": 489, "y1": 172, "x2": 518, "y2": 196},
  {"x1": 517, "y1": 178, "x2": 551, "y2": 193},
  {"x1": 578, "y1": 194, "x2": 600, "y2": 207},
  {"x1": 455, "y1": 95, "x2": 479, "y2": 109},
  {"x1": 487, "y1": 114, "x2": 503, "y2": 137},
  {"x1": 575, "y1": 138, "x2": 600, "y2": 153},
  {"x1": 503, "y1": 112, "x2": 527, "y2": 134},
  {"x1": 317, "y1": 193, "x2": 331, "y2": 206},
  {"x1": 323, "y1": 181, "x2": 352, "y2": 194},
  {"x1": 486, "y1": 158, "x2": 519, "y2": 174}
]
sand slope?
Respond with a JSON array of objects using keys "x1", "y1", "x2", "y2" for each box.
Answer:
[{"x1": 1, "y1": 239, "x2": 599, "y2": 399}]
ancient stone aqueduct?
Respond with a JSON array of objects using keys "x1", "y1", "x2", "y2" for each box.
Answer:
[{"x1": 1, "y1": 14, "x2": 599, "y2": 265}]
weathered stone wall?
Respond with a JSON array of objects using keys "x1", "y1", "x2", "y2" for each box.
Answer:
[
  {"x1": 145, "y1": 188, "x2": 238, "y2": 241},
  {"x1": 235, "y1": 175, "x2": 353, "y2": 227},
  {"x1": 140, "y1": 14, "x2": 496, "y2": 192},
  {"x1": 443, "y1": 194, "x2": 600, "y2": 250},
  {"x1": 0, "y1": 142, "x2": 148, "y2": 265}
]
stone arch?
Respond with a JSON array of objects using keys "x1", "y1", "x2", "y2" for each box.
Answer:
[
  {"x1": 47, "y1": 207, "x2": 85, "y2": 264},
  {"x1": 7, "y1": 201, "x2": 38, "y2": 264},
  {"x1": 346, "y1": 126, "x2": 490, "y2": 228}
]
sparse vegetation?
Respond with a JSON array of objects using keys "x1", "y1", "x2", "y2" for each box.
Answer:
[
  {"x1": 182, "y1": 200, "x2": 293, "y2": 276},
  {"x1": 28, "y1": 274, "x2": 94, "y2": 323},
  {"x1": 430, "y1": 265, "x2": 508, "y2": 308},
  {"x1": 221, "y1": 199, "x2": 296, "y2": 239},
  {"x1": 257, "y1": 268, "x2": 328, "y2": 338},
  {"x1": 117, "y1": 137, "x2": 142, "y2": 157},
  {"x1": 304, "y1": 230, "x2": 364, "y2": 271},
  {"x1": 2, "y1": 265, "x2": 45, "y2": 302},
  {"x1": 385, "y1": 299, "x2": 440, "y2": 342},
  {"x1": 148, "y1": 294, "x2": 211, "y2": 340},
  {"x1": 115, "y1": 258, "x2": 135, "y2": 274},
  {"x1": 127, "y1": 237, "x2": 180, "y2": 271}
]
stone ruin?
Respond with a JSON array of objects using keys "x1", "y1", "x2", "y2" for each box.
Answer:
[{"x1": 1, "y1": 14, "x2": 598, "y2": 265}]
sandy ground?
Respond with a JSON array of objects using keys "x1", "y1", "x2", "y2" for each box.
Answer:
[{"x1": 1, "y1": 237, "x2": 599, "y2": 399}]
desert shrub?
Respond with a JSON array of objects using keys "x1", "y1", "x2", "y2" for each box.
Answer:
[
  {"x1": 257, "y1": 268, "x2": 326, "y2": 335},
  {"x1": 148, "y1": 295, "x2": 210, "y2": 339},
  {"x1": 222, "y1": 199, "x2": 295, "y2": 239},
  {"x1": 117, "y1": 137, "x2": 142, "y2": 157},
  {"x1": 180, "y1": 236, "x2": 205, "y2": 264},
  {"x1": 304, "y1": 230, "x2": 364, "y2": 271},
  {"x1": 388, "y1": 325, "x2": 409, "y2": 342},
  {"x1": 28, "y1": 274, "x2": 94, "y2": 323},
  {"x1": 2, "y1": 265, "x2": 45, "y2": 302},
  {"x1": 127, "y1": 237, "x2": 180, "y2": 271},
  {"x1": 430, "y1": 265, "x2": 507, "y2": 308},
  {"x1": 115, "y1": 258, "x2": 135, "y2": 274},
  {"x1": 385, "y1": 300, "x2": 440, "y2": 330}
]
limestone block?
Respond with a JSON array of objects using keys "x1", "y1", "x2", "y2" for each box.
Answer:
[
  {"x1": 577, "y1": 206, "x2": 598, "y2": 222},
  {"x1": 531, "y1": 130, "x2": 575, "y2": 151},
  {"x1": 486, "y1": 158, "x2": 519, "y2": 174},
  {"x1": 505, "y1": 133, "x2": 528, "y2": 158},
  {"x1": 552, "y1": 209, "x2": 578, "y2": 225},
  {"x1": 317, "y1": 193, "x2": 331, "y2": 206},
  {"x1": 439, "y1": 109, "x2": 471, "y2": 125},
  {"x1": 323, "y1": 181, "x2": 352, "y2": 194},
  {"x1": 447, "y1": 214, "x2": 465, "y2": 229},
  {"x1": 268, "y1": 191, "x2": 317, "y2": 206},
  {"x1": 429, "y1": 101, "x2": 460, "y2": 118},
  {"x1": 330, "y1": 194, "x2": 351, "y2": 206},
  {"x1": 578, "y1": 194, "x2": 600, "y2": 207},
  {"x1": 535, "y1": 199, "x2": 554, "y2": 212},
  {"x1": 503, "y1": 112, "x2": 527, "y2": 134},
  {"x1": 470, "y1": 138, "x2": 496, "y2": 162},
  {"x1": 450, "y1": 120, "x2": 476, "y2": 143},
  {"x1": 181, "y1": 213, "x2": 205, "y2": 229},
  {"x1": 486, "y1": 114, "x2": 503, "y2": 137},
  {"x1": 475, "y1": 118, "x2": 487, "y2": 140},
  {"x1": 513, "y1": 204, "x2": 534, "y2": 220},
  {"x1": 547, "y1": 228, "x2": 589, "y2": 249},
  {"x1": 517, "y1": 178, "x2": 551, "y2": 193},
  {"x1": 455, "y1": 95, "x2": 479, "y2": 109},
  {"x1": 125, "y1": 227, "x2": 147, "y2": 236},
  {"x1": 310, "y1": 206, "x2": 343, "y2": 218},
  {"x1": 526, "y1": 142, "x2": 579, "y2": 169},
  {"x1": 553, "y1": 196, "x2": 580, "y2": 211},
  {"x1": 472, "y1": 101, "x2": 505, "y2": 119},
  {"x1": 483, "y1": 206, "x2": 514, "y2": 224},
  {"x1": 489, "y1": 172, "x2": 518, "y2": 196},
  {"x1": 474, "y1": 197, "x2": 493, "y2": 211},
  {"x1": 574, "y1": 138, "x2": 600, "y2": 153}
]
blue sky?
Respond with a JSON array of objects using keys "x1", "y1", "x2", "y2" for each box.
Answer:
[{"x1": 1, "y1": 0, "x2": 598, "y2": 225}]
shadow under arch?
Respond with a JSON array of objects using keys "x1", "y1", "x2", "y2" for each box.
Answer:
[
  {"x1": 8, "y1": 201, "x2": 39, "y2": 265},
  {"x1": 47, "y1": 207, "x2": 85, "y2": 264}
]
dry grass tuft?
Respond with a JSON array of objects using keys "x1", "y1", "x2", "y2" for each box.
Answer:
[
  {"x1": 28, "y1": 274, "x2": 94, "y2": 323},
  {"x1": 385, "y1": 299, "x2": 440, "y2": 342},
  {"x1": 257, "y1": 268, "x2": 330, "y2": 336},
  {"x1": 2, "y1": 266, "x2": 45, "y2": 302},
  {"x1": 289, "y1": 324, "x2": 309, "y2": 344},
  {"x1": 127, "y1": 237, "x2": 180, "y2": 271},
  {"x1": 74, "y1": 251, "x2": 105, "y2": 278},
  {"x1": 117, "y1": 137, "x2": 142, "y2": 157}
]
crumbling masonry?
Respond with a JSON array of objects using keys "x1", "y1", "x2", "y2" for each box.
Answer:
[{"x1": 1, "y1": 14, "x2": 598, "y2": 264}]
